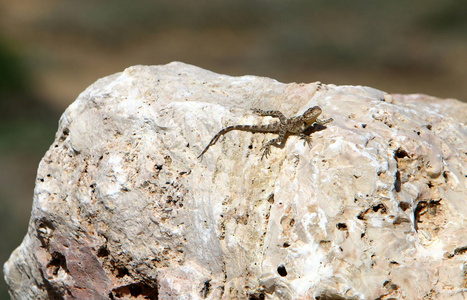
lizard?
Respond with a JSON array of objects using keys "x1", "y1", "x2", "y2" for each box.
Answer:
[{"x1": 198, "y1": 106, "x2": 333, "y2": 159}]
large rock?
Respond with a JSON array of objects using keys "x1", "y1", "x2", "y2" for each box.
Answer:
[{"x1": 4, "y1": 62, "x2": 467, "y2": 299}]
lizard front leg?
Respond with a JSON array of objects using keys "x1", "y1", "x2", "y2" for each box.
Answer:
[
  {"x1": 299, "y1": 134, "x2": 312, "y2": 147},
  {"x1": 298, "y1": 117, "x2": 333, "y2": 148},
  {"x1": 315, "y1": 117, "x2": 333, "y2": 125}
]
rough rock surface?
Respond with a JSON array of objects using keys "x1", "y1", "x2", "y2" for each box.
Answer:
[{"x1": 4, "y1": 62, "x2": 467, "y2": 299}]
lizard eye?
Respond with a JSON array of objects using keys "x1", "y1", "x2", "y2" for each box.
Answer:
[{"x1": 304, "y1": 106, "x2": 320, "y2": 116}]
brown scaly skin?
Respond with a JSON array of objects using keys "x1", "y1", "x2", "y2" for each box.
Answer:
[{"x1": 198, "y1": 106, "x2": 333, "y2": 159}]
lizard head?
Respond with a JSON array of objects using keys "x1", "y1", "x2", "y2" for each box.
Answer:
[{"x1": 303, "y1": 106, "x2": 322, "y2": 124}]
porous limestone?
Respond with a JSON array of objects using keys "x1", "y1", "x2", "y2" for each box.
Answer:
[{"x1": 4, "y1": 62, "x2": 467, "y2": 299}]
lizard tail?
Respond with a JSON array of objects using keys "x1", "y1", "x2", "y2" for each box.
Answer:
[
  {"x1": 197, "y1": 124, "x2": 278, "y2": 158},
  {"x1": 197, "y1": 126, "x2": 237, "y2": 158}
]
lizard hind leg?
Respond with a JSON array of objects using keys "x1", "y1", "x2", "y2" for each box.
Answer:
[
  {"x1": 260, "y1": 144, "x2": 272, "y2": 160},
  {"x1": 252, "y1": 108, "x2": 287, "y2": 123},
  {"x1": 260, "y1": 133, "x2": 287, "y2": 160}
]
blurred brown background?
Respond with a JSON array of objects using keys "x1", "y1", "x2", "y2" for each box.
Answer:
[{"x1": 1, "y1": 0, "x2": 466, "y2": 298}]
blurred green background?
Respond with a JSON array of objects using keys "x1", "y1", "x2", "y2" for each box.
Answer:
[{"x1": 1, "y1": 0, "x2": 466, "y2": 298}]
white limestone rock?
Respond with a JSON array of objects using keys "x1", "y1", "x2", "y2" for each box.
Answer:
[{"x1": 4, "y1": 62, "x2": 467, "y2": 299}]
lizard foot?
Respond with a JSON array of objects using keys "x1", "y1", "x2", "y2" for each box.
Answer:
[
  {"x1": 299, "y1": 134, "x2": 312, "y2": 147},
  {"x1": 260, "y1": 145, "x2": 272, "y2": 160}
]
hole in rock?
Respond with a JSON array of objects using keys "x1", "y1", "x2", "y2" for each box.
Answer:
[
  {"x1": 454, "y1": 246, "x2": 467, "y2": 256},
  {"x1": 277, "y1": 264, "x2": 287, "y2": 277},
  {"x1": 97, "y1": 246, "x2": 110, "y2": 257},
  {"x1": 267, "y1": 194, "x2": 275, "y2": 204},
  {"x1": 111, "y1": 282, "x2": 158, "y2": 300},
  {"x1": 394, "y1": 170, "x2": 401, "y2": 192},
  {"x1": 248, "y1": 293, "x2": 265, "y2": 300},
  {"x1": 58, "y1": 128, "x2": 70, "y2": 143},
  {"x1": 443, "y1": 171, "x2": 450, "y2": 182},
  {"x1": 200, "y1": 279, "x2": 211, "y2": 298},
  {"x1": 336, "y1": 223, "x2": 348, "y2": 230},
  {"x1": 115, "y1": 266, "x2": 130, "y2": 278},
  {"x1": 35, "y1": 219, "x2": 55, "y2": 247},
  {"x1": 399, "y1": 202, "x2": 410, "y2": 211},
  {"x1": 357, "y1": 211, "x2": 365, "y2": 220},
  {"x1": 372, "y1": 203, "x2": 387, "y2": 213},
  {"x1": 414, "y1": 199, "x2": 442, "y2": 231},
  {"x1": 47, "y1": 252, "x2": 68, "y2": 276},
  {"x1": 315, "y1": 292, "x2": 348, "y2": 300},
  {"x1": 395, "y1": 148, "x2": 409, "y2": 159}
]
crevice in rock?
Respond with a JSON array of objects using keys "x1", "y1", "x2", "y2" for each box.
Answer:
[
  {"x1": 394, "y1": 170, "x2": 401, "y2": 192},
  {"x1": 39, "y1": 269, "x2": 66, "y2": 300},
  {"x1": 414, "y1": 199, "x2": 442, "y2": 231},
  {"x1": 46, "y1": 251, "x2": 69, "y2": 277},
  {"x1": 199, "y1": 279, "x2": 212, "y2": 298},
  {"x1": 97, "y1": 245, "x2": 110, "y2": 258},
  {"x1": 39, "y1": 252, "x2": 69, "y2": 300},
  {"x1": 315, "y1": 291, "x2": 351, "y2": 300},
  {"x1": 454, "y1": 246, "x2": 467, "y2": 256},
  {"x1": 443, "y1": 170, "x2": 451, "y2": 184},
  {"x1": 57, "y1": 127, "x2": 70, "y2": 145},
  {"x1": 393, "y1": 147, "x2": 409, "y2": 193},
  {"x1": 413, "y1": 201, "x2": 426, "y2": 232},
  {"x1": 359, "y1": 202, "x2": 388, "y2": 220},
  {"x1": 111, "y1": 282, "x2": 159, "y2": 300},
  {"x1": 372, "y1": 203, "x2": 387, "y2": 213},
  {"x1": 444, "y1": 245, "x2": 467, "y2": 259},
  {"x1": 115, "y1": 265, "x2": 130, "y2": 278},
  {"x1": 248, "y1": 292, "x2": 265, "y2": 300},
  {"x1": 35, "y1": 218, "x2": 55, "y2": 248}
]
